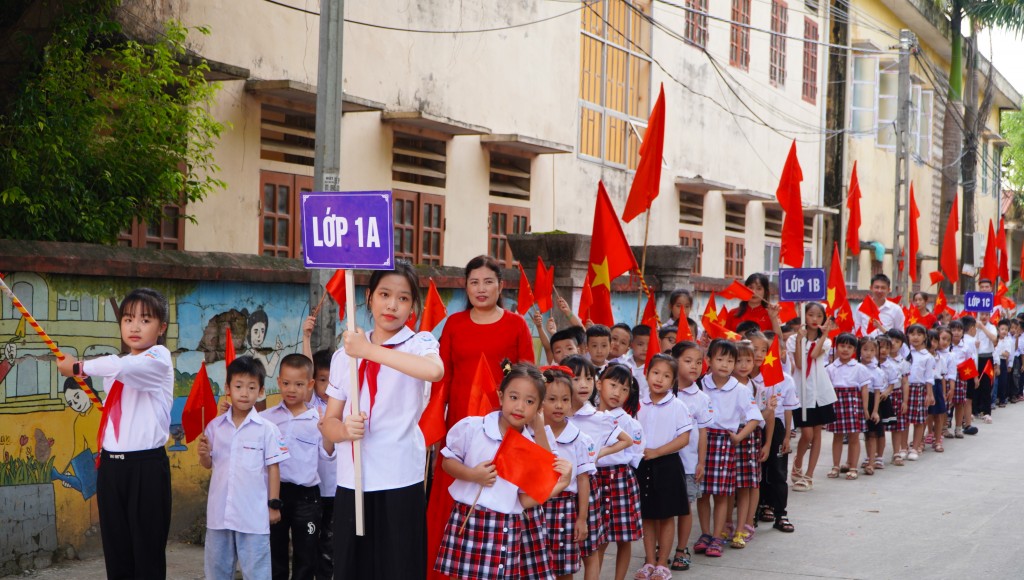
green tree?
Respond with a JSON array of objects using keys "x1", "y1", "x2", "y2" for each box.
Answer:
[
  {"x1": 1005, "y1": 103, "x2": 1024, "y2": 194},
  {"x1": 0, "y1": 4, "x2": 224, "y2": 243}
]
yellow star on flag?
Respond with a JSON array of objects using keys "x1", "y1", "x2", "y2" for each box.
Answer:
[
  {"x1": 591, "y1": 258, "x2": 611, "y2": 290},
  {"x1": 837, "y1": 310, "x2": 848, "y2": 321},
  {"x1": 704, "y1": 309, "x2": 718, "y2": 323},
  {"x1": 763, "y1": 351, "x2": 778, "y2": 367},
  {"x1": 827, "y1": 287, "x2": 836, "y2": 309}
]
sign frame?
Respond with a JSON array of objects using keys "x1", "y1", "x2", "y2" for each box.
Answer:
[
  {"x1": 963, "y1": 291, "x2": 995, "y2": 313},
  {"x1": 300, "y1": 190, "x2": 394, "y2": 270},
  {"x1": 778, "y1": 268, "x2": 828, "y2": 302}
]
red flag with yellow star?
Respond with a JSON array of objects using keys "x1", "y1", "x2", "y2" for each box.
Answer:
[
  {"x1": 587, "y1": 182, "x2": 639, "y2": 326},
  {"x1": 704, "y1": 321, "x2": 742, "y2": 342},
  {"x1": 983, "y1": 358, "x2": 994, "y2": 381},
  {"x1": 701, "y1": 294, "x2": 720, "y2": 335},
  {"x1": 935, "y1": 288, "x2": 953, "y2": 317},
  {"x1": 826, "y1": 243, "x2": 854, "y2": 335},
  {"x1": 761, "y1": 335, "x2": 785, "y2": 386}
]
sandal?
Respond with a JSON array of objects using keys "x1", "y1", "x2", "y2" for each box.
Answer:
[
  {"x1": 933, "y1": 442, "x2": 944, "y2": 452},
  {"x1": 791, "y1": 466, "x2": 804, "y2": 482},
  {"x1": 863, "y1": 463, "x2": 874, "y2": 476},
  {"x1": 845, "y1": 470, "x2": 859, "y2": 480},
  {"x1": 893, "y1": 454, "x2": 905, "y2": 466},
  {"x1": 670, "y1": 548, "x2": 691, "y2": 571},
  {"x1": 693, "y1": 533, "x2": 712, "y2": 554},
  {"x1": 742, "y1": 524, "x2": 756, "y2": 542},
  {"x1": 704, "y1": 537, "x2": 724, "y2": 557},
  {"x1": 758, "y1": 505, "x2": 776, "y2": 522},
  {"x1": 633, "y1": 564, "x2": 654, "y2": 580},
  {"x1": 729, "y1": 532, "x2": 746, "y2": 549},
  {"x1": 792, "y1": 477, "x2": 812, "y2": 491},
  {"x1": 874, "y1": 458, "x2": 885, "y2": 470},
  {"x1": 773, "y1": 516, "x2": 795, "y2": 533},
  {"x1": 827, "y1": 466, "x2": 841, "y2": 479}
]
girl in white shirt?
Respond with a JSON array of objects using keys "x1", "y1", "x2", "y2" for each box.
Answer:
[
  {"x1": 788, "y1": 303, "x2": 837, "y2": 491},
  {"x1": 858, "y1": 338, "x2": 886, "y2": 473},
  {"x1": 320, "y1": 264, "x2": 445, "y2": 579},
  {"x1": 671, "y1": 341, "x2": 712, "y2": 571},
  {"x1": 931, "y1": 328, "x2": 955, "y2": 452},
  {"x1": 824, "y1": 333, "x2": 871, "y2": 480},
  {"x1": 905, "y1": 325, "x2": 936, "y2": 460}
]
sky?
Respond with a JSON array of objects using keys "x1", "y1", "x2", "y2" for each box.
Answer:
[{"x1": 980, "y1": 28, "x2": 1024, "y2": 102}]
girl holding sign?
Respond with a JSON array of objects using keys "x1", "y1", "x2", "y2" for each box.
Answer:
[{"x1": 319, "y1": 263, "x2": 445, "y2": 579}]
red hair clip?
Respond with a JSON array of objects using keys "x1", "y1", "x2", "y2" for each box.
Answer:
[{"x1": 539, "y1": 365, "x2": 575, "y2": 378}]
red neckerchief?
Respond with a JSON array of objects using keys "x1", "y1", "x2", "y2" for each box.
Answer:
[
  {"x1": 95, "y1": 380, "x2": 125, "y2": 468},
  {"x1": 806, "y1": 341, "x2": 816, "y2": 379},
  {"x1": 358, "y1": 345, "x2": 395, "y2": 431}
]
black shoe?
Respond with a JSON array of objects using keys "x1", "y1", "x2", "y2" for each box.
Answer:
[{"x1": 963, "y1": 425, "x2": 979, "y2": 435}]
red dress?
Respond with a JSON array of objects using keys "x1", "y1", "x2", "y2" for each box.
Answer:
[
  {"x1": 726, "y1": 305, "x2": 773, "y2": 332},
  {"x1": 425, "y1": 309, "x2": 535, "y2": 578}
]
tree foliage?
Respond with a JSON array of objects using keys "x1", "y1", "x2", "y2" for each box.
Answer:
[
  {"x1": 0, "y1": 4, "x2": 225, "y2": 243},
  {"x1": 1005, "y1": 104, "x2": 1024, "y2": 195}
]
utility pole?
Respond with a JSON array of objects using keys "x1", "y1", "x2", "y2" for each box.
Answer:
[
  {"x1": 890, "y1": 29, "x2": 915, "y2": 301},
  {"x1": 310, "y1": 0, "x2": 345, "y2": 353}
]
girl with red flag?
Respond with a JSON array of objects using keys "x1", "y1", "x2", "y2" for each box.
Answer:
[
  {"x1": 725, "y1": 273, "x2": 784, "y2": 336},
  {"x1": 320, "y1": 264, "x2": 445, "y2": 579},
  {"x1": 787, "y1": 303, "x2": 837, "y2": 492}
]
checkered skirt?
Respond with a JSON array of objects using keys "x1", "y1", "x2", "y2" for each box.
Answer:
[
  {"x1": 703, "y1": 428, "x2": 737, "y2": 496},
  {"x1": 543, "y1": 491, "x2": 580, "y2": 576},
  {"x1": 593, "y1": 464, "x2": 642, "y2": 543},
  {"x1": 907, "y1": 383, "x2": 929, "y2": 425},
  {"x1": 435, "y1": 501, "x2": 522, "y2": 579},
  {"x1": 735, "y1": 428, "x2": 762, "y2": 489},
  {"x1": 885, "y1": 387, "x2": 907, "y2": 432},
  {"x1": 827, "y1": 387, "x2": 866, "y2": 434},
  {"x1": 951, "y1": 378, "x2": 968, "y2": 405},
  {"x1": 519, "y1": 505, "x2": 553, "y2": 580},
  {"x1": 579, "y1": 484, "x2": 605, "y2": 557}
]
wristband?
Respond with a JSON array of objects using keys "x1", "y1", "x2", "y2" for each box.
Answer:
[{"x1": 73, "y1": 362, "x2": 84, "y2": 377}]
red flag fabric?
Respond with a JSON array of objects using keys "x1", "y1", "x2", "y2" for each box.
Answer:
[
  {"x1": 677, "y1": 316, "x2": 694, "y2": 341},
  {"x1": 905, "y1": 305, "x2": 922, "y2": 328},
  {"x1": 858, "y1": 297, "x2": 881, "y2": 321},
  {"x1": 761, "y1": 335, "x2": 785, "y2": 386},
  {"x1": 182, "y1": 363, "x2": 217, "y2": 443},
  {"x1": 406, "y1": 309, "x2": 418, "y2": 330},
  {"x1": 775, "y1": 141, "x2": 805, "y2": 268},
  {"x1": 588, "y1": 182, "x2": 640, "y2": 326},
  {"x1": 419, "y1": 279, "x2": 448, "y2": 332},
  {"x1": 466, "y1": 354, "x2": 501, "y2": 417},
  {"x1": 846, "y1": 162, "x2": 862, "y2": 256},
  {"x1": 992, "y1": 309, "x2": 1001, "y2": 325},
  {"x1": 642, "y1": 290, "x2": 660, "y2": 370},
  {"x1": 418, "y1": 381, "x2": 449, "y2": 448},
  {"x1": 516, "y1": 263, "x2": 535, "y2": 316},
  {"x1": 224, "y1": 327, "x2": 236, "y2": 367},
  {"x1": 701, "y1": 294, "x2": 720, "y2": 335},
  {"x1": 704, "y1": 321, "x2": 743, "y2": 342},
  {"x1": 718, "y1": 305, "x2": 730, "y2": 327},
  {"x1": 908, "y1": 183, "x2": 920, "y2": 283},
  {"x1": 981, "y1": 220, "x2": 998, "y2": 283},
  {"x1": 826, "y1": 243, "x2": 854, "y2": 334},
  {"x1": 719, "y1": 280, "x2": 755, "y2": 302},
  {"x1": 778, "y1": 301, "x2": 799, "y2": 324},
  {"x1": 983, "y1": 359, "x2": 994, "y2": 381},
  {"x1": 855, "y1": 326, "x2": 864, "y2": 338},
  {"x1": 935, "y1": 289, "x2": 952, "y2": 316},
  {"x1": 998, "y1": 217, "x2": 1009, "y2": 283},
  {"x1": 940, "y1": 196, "x2": 960, "y2": 284},
  {"x1": 326, "y1": 269, "x2": 347, "y2": 321},
  {"x1": 957, "y1": 357, "x2": 979, "y2": 380},
  {"x1": 578, "y1": 273, "x2": 593, "y2": 323},
  {"x1": 622, "y1": 84, "x2": 666, "y2": 223},
  {"x1": 534, "y1": 257, "x2": 555, "y2": 314},
  {"x1": 492, "y1": 426, "x2": 560, "y2": 504},
  {"x1": 929, "y1": 271, "x2": 945, "y2": 286}
]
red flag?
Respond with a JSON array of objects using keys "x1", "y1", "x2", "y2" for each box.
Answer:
[
  {"x1": 466, "y1": 354, "x2": 501, "y2": 417},
  {"x1": 516, "y1": 263, "x2": 535, "y2": 316},
  {"x1": 641, "y1": 290, "x2": 660, "y2": 370},
  {"x1": 534, "y1": 257, "x2": 555, "y2": 314},
  {"x1": 718, "y1": 305, "x2": 730, "y2": 327},
  {"x1": 907, "y1": 183, "x2": 920, "y2": 283},
  {"x1": 826, "y1": 243, "x2": 854, "y2": 334},
  {"x1": 420, "y1": 279, "x2": 448, "y2": 332},
  {"x1": 940, "y1": 196, "x2": 960, "y2": 284},
  {"x1": 855, "y1": 326, "x2": 864, "y2": 338},
  {"x1": 701, "y1": 294, "x2": 720, "y2": 335},
  {"x1": 998, "y1": 217, "x2": 1009, "y2": 283},
  {"x1": 935, "y1": 288, "x2": 952, "y2": 316},
  {"x1": 492, "y1": 426, "x2": 560, "y2": 503},
  {"x1": 775, "y1": 141, "x2": 805, "y2": 268},
  {"x1": 858, "y1": 297, "x2": 881, "y2": 321},
  {"x1": 981, "y1": 220, "x2": 998, "y2": 283},
  {"x1": 992, "y1": 309, "x2": 1001, "y2": 325},
  {"x1": 929, "y1": 271, "x2": 945, "y2": 286},
  {"x1": 578, "y1": 273, "x2": 593, "y2": 323},
  {"x1": 181, "y1": 363, "x2": 217, "y2": 443},
  {"x1": 224, "y1": 326, "x2": 236, "y2": 367},
  {"x1": 588, "y1": 182, "x2": 639, "y2": 326},
  {"x1": 983, "y1": 359, "x2": 994, "y2": 381},
  {"x1": 906, "y1": 305, "x2": 922, "y2": 327},
  {"x1": 418, "y1": 381, "x2": 449, "y2": 448},
  {"x1": 888, "y1": 296, "x2": 902, "y2": 305},
  {"x1": 718, "y1": 280, "x2": 755, "y2": 302},
  {"x1": 846, "y1": 162, "x2": 862, "y2": 256},
  {"x1": 957, "y1": 357, "x2": 979, "y2": 380},
  {"x1": 677, "y1": 316, "x2": 694, "y2": 342},
  {"x1": 326, "y1": 269, "x2": 347, "y2": 321},
  {"x1": 704, "y1": 321, "x2": 743, "y2": 342},
  {"x1": 623, "y1": 84, "x2": 666, "y2": 223},
  {"x1": 406, "y1": 309, "x2": 418, "y2": 330},
  {"x1": 761, "y1": 335, "x2": 785, "y2": 386},
  {"x1": 778, "y1": 301, "x2": 799, "y2": 323}
]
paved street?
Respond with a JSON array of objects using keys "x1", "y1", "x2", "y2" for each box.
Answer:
[{"x1": 9, "y1": 405, "x2": 1024, "y2": 580}]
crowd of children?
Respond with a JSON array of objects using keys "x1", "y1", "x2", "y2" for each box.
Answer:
[{"x1": 58, "y1": 267, "x2": 1022, "y2": 580}]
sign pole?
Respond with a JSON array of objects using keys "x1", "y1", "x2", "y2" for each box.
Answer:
[
  {"x1": 800, "y1": 301, "x2": 808, "y2": 423},
  {"x1": 345, "y1": 273, "x2": 365, "y2": 536}
]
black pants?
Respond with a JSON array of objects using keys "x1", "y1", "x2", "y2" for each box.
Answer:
[
  {"x1": 271, "y1": 482, "x2": 322, "y2": 580},
  {"x1": 997, "y1": 360, "x2": 1010, "y2": 405},
  {"x1": 759, "y1": 418, "x2": 788, "y2": 518},
  {"x1": 334, "y1": 482, "x2": 426, "y2": 580},
  {"x1": 316, "y1": 495, "x2": 334, "y2": 580},
  {"x1": 97, "y1": 447, "x2": 171, "y2": 580},
  {"x1": 1014, "y1": 357, "x2": 1023, "y2": 399},
  {"x1": 975, "y1": 354, "x2": 994, "y2": 416}
]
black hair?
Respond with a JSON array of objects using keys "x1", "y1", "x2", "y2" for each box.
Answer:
[
  {"x1": 735, "y1": 320, "x2": 761, "y2": 336},
  {"x1": 735, "y1": 341, "x2": 755, "y2": 361},
  {"x1": 631, "y1": 325, "x2": 651, "y2": 338},
  {"x1": 870, "y1": 273, "x2": 892, "y2": 288},
  {"x1": 598, "y1": 363, "x2": 640, "y2": 416},
  {"x1": 937, "y1": 326, "x2": 954, "y2": 342},
  {"x1": 611, "y1": 323, "x2": 633, "y2": 336},
  {"x1": 707, "y1": 338, "x2": 738, "y2": 361},
  {"x1": 569, "y1": 326, "x2": 587, "y2": 350},
  {"x1": 586, "y1": 324, "x2": 611, "y2": 340},
  {"x1": 119, "y1": 288, "x2": 169, "y2": 346},
  {"x1": 227, "y1": 355, "x2": 267, "y2": 388},
  {"x1": 562, "y1": 354, "x2": 598, "y2": 406},
  {"x1": 735, "y1": 273, "x2": 771, "y2": 319},
  {"x1": 550, "y1": 328, "x2": 580, "y2": 348},
  {"x1": 948, "y1": 319, "x2": 964, "y2": 331},
  {"x1": 368, "y1": 261, "x2": 422, "y2": 313},
  {"x1": 541, "y1": 367, "x2": 574, "y2": 399},
  {"x1": 763, "y1": 330, "x2": 777, "y2": 340},
  {"x1": 744, "y1": 329, "x2": 769, "y2": 344},
  {"x1": 658, "y1": 325, "x2": 678, "y2": 340},
  {"x1": 885, "y1": 328, "x2": 907, "y2": 345},
  {"x1": 961, "y1": 316, "x2": 976, "y2": 331},
  {"x1": 312, "y1": 349, "x2": 333, "y2": 373},
  {"x1": 246, "y1": 308, "x2": 269, "y2": 337},
  {"x1": 498, "y1": 359, "x2": 546, "y2": 400},
  {"x1": 906, "y1": 324, "x2": 928, "y2": 337},
  {"x1": 978, "y1": 278, "x2": 993, "y2": 287},
  {"x1": 62, "y1": 376, "x2": 93, "y2": 393},
  {"x1": 670, "y1": 340, "x2": 701, "y2": 359},
  {"x1": 925, "y1": 328, "x2": 940, "y2": 350},
  {"x1": 856, "y1": 336, "x2": 877, "y2": 360},
  {"x1": 912, "y1": 291, "x2": 929, "y2": 302},
  {"x1": 686, "y1": 317, "x2": 698, "y2": 337},
  {"x1": 666, "y1": 288, "x2": 693, "y2": 321},
  {"x1": 804, "y1": 302, "x2": 827, "y2": 341},
  {"x1": 834, "y1": 332, "x2": 859, "y2": 348},
  {"x1": 279, "y1": 353, "x2": 314, "y2": 377},
  {"x1": 464, "y1": 255, "x2": 504, "y2": 309},
  {"x1": 876, "y1": 334, "x2": 892, "y2": 349},
  {"x1": 998, "y1": 318, "x2": 1011, "y2": 328},
  {"x1": 780, "y1": 322, "x2": 796, "y2": 333},
  {"x1": 646, "y1": 353, "x2": 678, "y2": 387}
]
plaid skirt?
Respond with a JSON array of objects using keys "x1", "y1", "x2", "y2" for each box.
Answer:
[
  {"x1": 907, "y1": 383, "x2": 929, "y2": 425},
  {"x1": 827, "y1": 387, "x2": 866, "y2": 434},
  {"x1": 951, "y1": 378, "x2": 968, "y2": 405},
  {"x1": 886, "y1": 387, "x2": 908, "y2": 432},
  {"x1": 435, "y1": 501, "x2": 523, "y2": 579},
  {"x1": 579, "y1": 484, "x2": 605, "y2": 557},
  {"x1": 735, "y1": 428, "x2": 762, "y2": 489},
  {"x1": 520, "y1": 506, "x2": 552, "y2": 580},
  {"x1": 593, "y1": 465, "x2": 642, "y2": 543},
  {"x1": 543, "y1": 492, "x2": 580, "y2": 576},
  {"x1": 703, "y1": 428, "x2": 737, "y2": 496}
]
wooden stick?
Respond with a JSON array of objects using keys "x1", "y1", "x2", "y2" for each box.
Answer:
[
  {"x1": 458, "y1": 486, "x2": 484, "y2": 536},
  {"x1": 310, "y1": 289, "x2": 330, "y2": 319},
  {"x1": 800, "y1": 301, "x2": 808, "y2": 424},
  {"x1": 345, "y1": 273, "x2": 365, "y2": 536},
  {"x1": 635, "y1": 208, "x2": 652, "y2": 325}
]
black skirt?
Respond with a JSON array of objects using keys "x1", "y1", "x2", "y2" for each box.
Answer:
[
  {"x1": 865, "y1": 392, "x2": 885, "y2": 436},
  {"x1": 634, "y1": 453, "x2": 689, "y2": 520},
  {"x1": 793, "y1": 403, "x2": 836, "y2": 427}
]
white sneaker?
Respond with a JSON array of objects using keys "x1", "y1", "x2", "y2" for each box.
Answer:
[{"x1": 907, "y1": 450, "x2": 919, "y2": 461}]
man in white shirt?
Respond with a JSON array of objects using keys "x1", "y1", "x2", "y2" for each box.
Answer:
[{"x1": 854, "y1": 274, "x2": 906, "y2": 336}]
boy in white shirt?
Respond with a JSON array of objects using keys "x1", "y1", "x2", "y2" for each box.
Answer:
[
  {"x1": 199, "y1": 356, "x2": 290, "y2": 580},
  {"x1": 973, "y1": 312, "x2": 997, "y2": 421},
  {"x1": 995, "y1": 319, "x2": 1014, "y2": 407}
]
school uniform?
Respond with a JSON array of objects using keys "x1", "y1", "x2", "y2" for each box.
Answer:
[
  {"x1": 676, "y1": 384, "x2": 713, "y2": 503},
  {"x1": 541, "y1": 421, "x2": 596, "y2": 576},
  {"x1": 1014, "y1": 335, "x2": 1024, "y2": 399},
  {"x1": 262, "y1": 402, "x2": 334, "y2": 580},
  {"x1": 700, "y1": 375, "x2": 763, "y2": 497},
  {"x1": 907, "y1": 349, "x2": 937, "y2": 425},
  {"x1": 863, "y1": 361, "x2": 894, "y2": 434},
  {"x1": 308, "y1": 393, "x2": 336, "y2": 580},
  {"x1": 635, "y1": 393, "x2": 692, "y2": 519},
  {"x1": 928, "y1": 350, "x2": 951, "y2": 416},
  {"x1": 733, "y1": 380, "x2": 763, "y2": 489},
  {"x1": 434, "y1": 412, "x2": 553, "y2": 580},
  {"x1": 825, "y1": 360, "x2": 871, "y2": 434},
  {"x1": 568, "y1": 403, "x2": 622, "y2": 556},
  {"x1": 786, "y1": 335, "x2": 838, "y2": 427},
  {"x1": 327, "y1": 326, "x2": 438, "y2": 580},
  {"x1": 949, "y1": 341, "x2": 972, "y2": 407},
  {"x1": 204, "y1": 408, "x2": 290, "y2": 580},
  {"x1": 755, "y1": 373, "x2": 798, "y2": 518},
  {"x1": 996, "y1": 335, "x2": 1015, "y2": 405},
  {"x1": 84, "y1": 345, "x2": 174, "y2": 580},
  {"x1": 855, "y1": 300, "x2": 906, "y2": 337},
  {"x1": 975, "y1": 325, "x2": 996, "y2": 416},
  {"x1": 882, "y1": 358, "x2": 908, "y2": 432},
  {"x1": 594, "y1": 407, "x2": 644, "y2": 542}
]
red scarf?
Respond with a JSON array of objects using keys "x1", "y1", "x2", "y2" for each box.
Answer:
[{"x1": 95, "y1": 380, "x2": 125, "y2": 468}]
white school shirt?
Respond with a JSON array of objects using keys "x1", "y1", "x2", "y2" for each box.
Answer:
[
  {"x1": 308, "y1": 394, "x2": 337, "y2": 498},
  {"x1": 735, "y1": 379, "x2": 764, "y2": 427},
  {"x1": 855, "y1": 299, "x2": 906, "y2": 337},
  {"x1": 932, "y1": 350, "x2": 949, "y2": 381},
  {"x1": 261, "y1": 402, "x2": 334, "y2": 488},
  {"x1": 753, "y1": 373, "x2": 800, "y2": 421},
  {"x1": 611, "y1": 353, "x2": 635, "y2": 370},
  {"x1": 907, "y1": 349, "x2": 937, "y2": 384},
  {"x1": 442, "y1": 412, "x2": 532, "y2": 514},
  {"x1": 543, "y1": 421, "x2": 597, "y2": 494},
  {"x1": 976, "y1": 324, "x2": 996, "y2": 355},
  {"x1": 826, "y1": 359, "x2": 872, "y2": 390},
  {"x1": 600, "y1": 407, "x2": 644, "y2": 468},
  {"x1": 327, "y1": 326, "x2": 440, "y2": 492},
  {"x1": 634, "y1": 365, "x2": 649, "y2": 401},
  {"x1": 996, "y1": 336, "x2": 1015, "y2": 365},
  {"x1": 637, "y1": 393, "x2": 693, "y2": 450},
  {"x1": 205, "y1": 408, "x2": 290, "y2": 534},
  {"x1": 963, "y1": 335, "x2": 979, "y2": 365},
  {"x1": 85, "y1": 345, "x2": 173, "y2": 452},
  {"x1": 863, "y1": 361, "x2": 887, "y2": 393},
  {"x1": 879, "y1": 358, "x2": 901, "y2": 390},
  {"x1": 569, "y1": 402, "x2": 625, "y2": 457},
  {"x1": 786, "y1": 334, "x2": 838, "y2": 407},
  {"x1": 699, "y1": 375, "x2": 763, "y2": 431},
  {"x1": 675, "y1": 384, "x2": 712, "y2": 474}
]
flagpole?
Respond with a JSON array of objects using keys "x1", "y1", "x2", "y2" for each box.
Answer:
[
  {"x1": 800, "y1": 301, "x2": 808, "y2": 424},
  {"x1": 345, "y1": 272, "x2": 365, "y2": 536},
  {"x1": 635, "y1": 208, "x2": 652, "y2": 325},
  {"x1": 310, "y1": 290, "x2": 330, "y2": 319}
]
